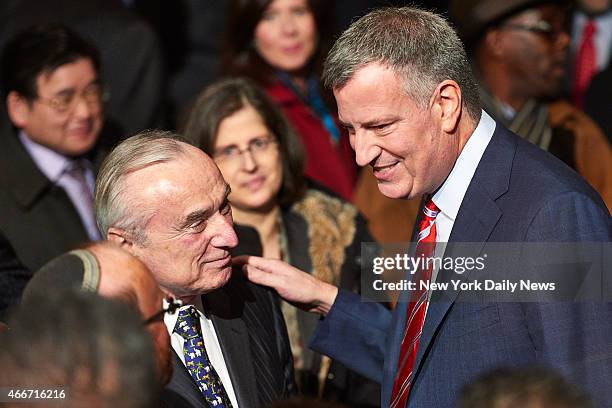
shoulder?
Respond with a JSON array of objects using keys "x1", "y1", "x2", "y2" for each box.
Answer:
[
  {"x1": 290, "y1": 187, "x2": 359, "y2": 231},
  {"x1": 488, "y1": 126, "x2": 611, "y2": 241}
]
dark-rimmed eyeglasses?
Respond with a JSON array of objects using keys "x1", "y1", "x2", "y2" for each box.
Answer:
[{"x1": 142, "y1": 296, "x2": 183, "y2": 326}]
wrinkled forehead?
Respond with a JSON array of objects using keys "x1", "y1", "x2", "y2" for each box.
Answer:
[{"x1": 122, "y1": 147, "x2": 229, "y2": 223}]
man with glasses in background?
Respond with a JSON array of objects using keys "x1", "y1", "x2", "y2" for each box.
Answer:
[
  {"x1": 0, "y1": 23, "x2": 114, "y2": 282},
  {"x1": 450, "y1": 0, "x2": 612, "y2": 211}
]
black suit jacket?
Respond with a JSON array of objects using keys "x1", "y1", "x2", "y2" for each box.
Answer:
[
  {"x1": 0, "y1": 121, "x2": 112, "y2": 272},
  {"x1": 0, "y1": 230, "x2": 29, "y2": 321},
  {"x1": 163, "y1": 225, "x2": 296, "y2": 407}
]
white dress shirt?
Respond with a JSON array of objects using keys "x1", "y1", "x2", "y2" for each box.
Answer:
[
  {"x1": 424, "y1": 110, "x2": 496, "y2": 288},
  {"x1": 164, "y1": 296, "x2": 239, "y2": 407},
  {"x1": 19, "y1": 132, "x2": 101, "y2": 240},
  {"x1": 431, "y1": 110, "x2": 496, "y2": 245}
]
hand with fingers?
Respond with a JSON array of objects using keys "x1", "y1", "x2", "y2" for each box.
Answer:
[{"x1": 233, "y1": 255, "x2": 339, "y2": 316}]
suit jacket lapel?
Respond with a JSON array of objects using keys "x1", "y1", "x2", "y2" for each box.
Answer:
[
  {"x1": 164, "y1": 350, "x2": 207, "y2": 407},
  {"x1": 406, "y1": 125, "x2": 516, "y2": 403},
  {"x1": 203, "y1": 282, "x2": 259, "y2": 408}
]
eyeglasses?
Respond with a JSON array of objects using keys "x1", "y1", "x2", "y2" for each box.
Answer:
[
  {"x1": 500, "y1": 20, "x2": 568, "y2": 41},
  {"x1": 213, "y1": 137, "x2": 277, "y2": 166},
  {"x1": 142, "y1": 296, "x2": 183, "y2": 326},
  {"x1": 35, "y1": 82, "x2": 109, "y2": 114}
]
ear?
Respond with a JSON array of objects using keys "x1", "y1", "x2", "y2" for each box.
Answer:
[
  {"x1": 6, "y1": 91, "x2": 31, "y2": 128},
  {"x1": 430, "y1": 80, "x2": 462, "y2": 134},
  {"x1": 107, "y1": 227, "x2": 135, "y2": 253}
]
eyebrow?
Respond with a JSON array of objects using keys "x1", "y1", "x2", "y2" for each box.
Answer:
[
  {"x1": 178, "y1": 184, "x2": 232, "y2": 229},
  {"x1": 338, "y1": 119, "x2": 351, "y2": 129},
  {"x1": 179, "y1": 209, "x2": 210, "y2": 230},
  {"x1": 338, "y1": 117, "x2": 398, "y2": 130}
]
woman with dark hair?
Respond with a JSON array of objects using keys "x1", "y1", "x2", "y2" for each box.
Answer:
[
  {"x1": 183, "y1": 78, "x2": 379, "y2": 405},
  {"x1": 220, "y1": 0, "x2": 357, "y2": 201}
]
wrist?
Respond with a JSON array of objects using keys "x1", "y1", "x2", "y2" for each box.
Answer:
[{"x1": 313, "y1": 283, "x2": 338, "y2": 316}]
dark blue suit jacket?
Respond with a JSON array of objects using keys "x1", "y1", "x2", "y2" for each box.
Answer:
[{"x1": 310, "y1": 122, "x2": 612, "y2": 407}]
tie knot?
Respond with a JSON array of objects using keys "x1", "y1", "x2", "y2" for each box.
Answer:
[
  {"x1": 422, "y1": 199, "x2": 440, "y2": 219},
  {"x1": 174, "y1": 306, "x2": 202, "y2": 339},
  {"x1": 584, "y1": 20, "x2": 597, "y2": 36},
  {"x1": 63, "y1": 159, "x2": 89, "y2": 178}
]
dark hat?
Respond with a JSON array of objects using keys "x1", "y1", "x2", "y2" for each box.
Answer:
[
  {"x1": 22, "y1": 249, "x2": 100, "y2": 304},
  {"x1": 449, "y1": 0, "x2": 561, "y2": 46}
]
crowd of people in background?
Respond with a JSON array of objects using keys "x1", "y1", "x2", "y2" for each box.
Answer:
[{"x1": 0, "y1": 0, "x2": 610, "y2": 407}]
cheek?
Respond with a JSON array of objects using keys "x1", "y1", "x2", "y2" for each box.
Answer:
[
  {"x1": 301, "y1": 16, "x2": 317, "y2": 46},
  {"x1": 270, "y1": 159, "x2": 283, "y2": 183},
  {"x1": 254, "y1": 23, "x2": 275, "y2": 51}
]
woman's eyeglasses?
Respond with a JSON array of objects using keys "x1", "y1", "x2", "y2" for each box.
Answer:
[{"x1": 213, "y1": 137, "x2": 277, "y2": 166}]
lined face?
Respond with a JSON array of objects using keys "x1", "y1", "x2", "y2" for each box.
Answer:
[
  {"x1": 9, "y1": 58, "x2": 103, "y2": 156},
  {"x1": 123, "y1": 146, "x2": 238, "y2": 301},
  {"x1": 254, "y1": 0, "x2": 317, "y2": 73},
  {"x1": 335, "y1": 63, "x2": 459, "y2": 200},
  {"x1": 213, "y1": 104, "x2": 283, "y2": 213}
]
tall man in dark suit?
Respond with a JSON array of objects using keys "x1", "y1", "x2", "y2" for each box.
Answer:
[
  {"x1": 0, "y1": 24, "x2": 108, "y2": 272},
  {"x1": 95, "y1": 131, "x2": 295, "y2": 408},
  {"x1": 237, "y1": 6, "x2": 612, "y2": 408}
]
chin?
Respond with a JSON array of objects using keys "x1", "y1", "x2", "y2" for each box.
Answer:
[
  {"x1": 64, "y1": 135, "x2": 99, "y2": 156},
  {"x1": 377, "y1": 180, "x2": 415, "y2": 200},
  {"x1": 215, "y1": 265, "x2": 233, "y2": 287}
]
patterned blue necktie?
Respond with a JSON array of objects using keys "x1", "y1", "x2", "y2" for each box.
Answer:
[{"x1": 174, "y1": 306, "x2": 232, "y2": 407}]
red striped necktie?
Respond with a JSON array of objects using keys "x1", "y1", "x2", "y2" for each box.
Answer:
[
  {"x1": 390, "y1": 199, "x2": 440, "y2": 408},
  {"x1": 573, "y1": 19, "x2": 597, "y2": 108}
]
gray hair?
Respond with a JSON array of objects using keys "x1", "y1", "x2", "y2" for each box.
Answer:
[
  {"x1": 322, "y1": 6, "x2": 481, "y2": 121},
  {"x1": 95, "y1": 130, "x2": 190, "y2": 244}
]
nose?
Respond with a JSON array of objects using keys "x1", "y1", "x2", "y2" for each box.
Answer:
[
  {"x1": 280, "y1": 13, "x2": 298, "y2": 35},
  {"x1": 240, "y1": 150, "x2": 257, "y2": 172},
  {"x1": 352, "y1": 130, "x2": 381, "y2": 167},
  {"x1": 556, "y1": 30, "x2": 570, "y2": 53},
  {"x1": 72, "y1": 94, "x2": 94, "y2": 118},
  {"x1": 210, "y1": 212, "x2": 238, "y2": 250}
]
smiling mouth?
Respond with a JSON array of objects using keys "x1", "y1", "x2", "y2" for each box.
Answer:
[
  {"x1": 205, "y1": 253, "x2": 231, "y2": 265},
  {"x1": 242, "y1": 176, "x2": 265, "y2": 190},
  {"x1": 283, "y1": 44, "x2": 303, "y2": 54},
  {"x1": 372, "y1": 162, "x2": 397, "y2": 181}
]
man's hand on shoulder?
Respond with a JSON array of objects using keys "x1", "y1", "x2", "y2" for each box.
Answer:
[{"x1": 233, "y1": 256, "x2": 339, "y2": 316}]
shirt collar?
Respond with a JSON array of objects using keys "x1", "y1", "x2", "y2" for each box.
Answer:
[
  {"x1": 19, "y1": 131, "x2": 70, "y2": 183},
  {"x1": 164, "y1": 295, "x2": 205, "y2": 335},
  {"x1": 432, "y1": 110, "x2": 496, "y2": 221}
]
